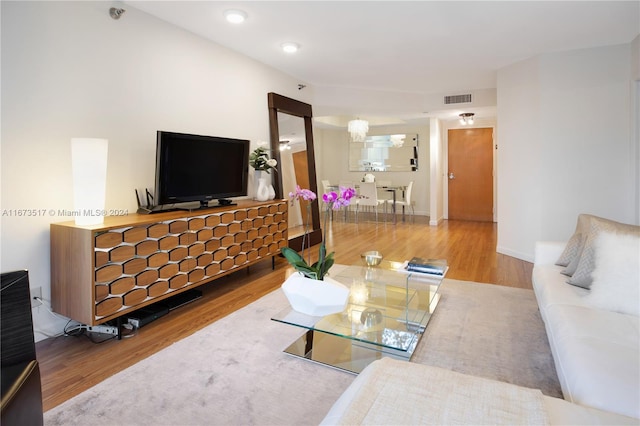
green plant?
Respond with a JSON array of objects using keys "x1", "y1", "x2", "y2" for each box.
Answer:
[
  {"x1": 281, "y1": 244, "x2": 335, "y2": 281},
  {"x1": 249, "y1": 147, "x2": 277, "y2": 173},
  {"x1": 281, "y1": 186, "x2": 356, "y2": 280}
]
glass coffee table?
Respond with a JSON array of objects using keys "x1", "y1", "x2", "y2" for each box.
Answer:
[{"x1": 271, "y1": 260, "x2": 445, "y2": 374}]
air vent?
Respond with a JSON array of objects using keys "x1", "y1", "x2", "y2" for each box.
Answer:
[{"x1": 444, "y1": 94, "x2": 472, "y2": 104}]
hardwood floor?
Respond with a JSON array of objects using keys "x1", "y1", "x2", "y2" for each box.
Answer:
[{"x1": 36, "y1": 218, "x2": 532, "y2": 411}]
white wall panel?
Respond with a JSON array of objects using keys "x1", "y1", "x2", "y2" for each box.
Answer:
[{"x1": 497, "y1": 44, "x2": 636, "y2": 261}]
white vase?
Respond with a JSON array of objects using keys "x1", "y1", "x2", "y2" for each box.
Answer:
[
  {"x1": 281, "y1": 273, "x2": 350, "y2": 316},
  {"x1": 256, "y1": 177, "x2": 270, "y2": 201},
  {"x1": 267, "y1": 184, "x2": 276, "y2": 200}
]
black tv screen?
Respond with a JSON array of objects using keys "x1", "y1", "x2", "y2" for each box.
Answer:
[{"x1": 155, "y1": 131, "x2": 249, "y2": 206}]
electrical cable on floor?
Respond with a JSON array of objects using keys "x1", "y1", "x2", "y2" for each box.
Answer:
[
  {"x1": 34, "y1": 296, "x2": 138, "y2": 343},
  {"x1": 42, "y1": 306, "x2": 113, "y2": 343},
  {"x1": 34, "y1": 297, "x2": 84, "y2": 339},
  {"x1": 33, "y1": 296, "x2": 70, "y2": 320},
  {"x1": 63, "y1": 320, "x2": 86, "y2": 337}
]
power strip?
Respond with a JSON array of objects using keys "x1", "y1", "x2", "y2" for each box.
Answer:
[{"x1": 86, "y1": 325, "x2": 119, "y2": 336}]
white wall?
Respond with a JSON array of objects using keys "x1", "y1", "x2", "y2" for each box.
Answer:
[
  {"x1": 1, "y1": 1, "x2": 308, "y2": 341},
  {"x1": 632, "y1": 35, "x2": 640, "y2": 81},
  {"x1": 497, "y1": 43, "x2": 638, "y2": 261},
  {"x1": 631, "y1": 36, "x2": 640, "y2": 224},
  {"x1": 314, "y1": 124, "x2": 430, "y2": 216},
  {"x1": 429, "y1": 118, "x2": 445, "y2": 225}
]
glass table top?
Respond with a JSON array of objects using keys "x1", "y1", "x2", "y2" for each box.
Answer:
[{"x1": 271, "y1": 260, "x2": 444, "y2": 354}]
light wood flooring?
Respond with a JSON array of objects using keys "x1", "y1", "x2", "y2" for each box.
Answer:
[{"x1": 36, "y1": 217, "x2": 533, "y2": 411}]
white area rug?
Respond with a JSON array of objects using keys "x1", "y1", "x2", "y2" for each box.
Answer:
[{"x1": 44, "y1": 279, "x2": 560, "y2": 425}]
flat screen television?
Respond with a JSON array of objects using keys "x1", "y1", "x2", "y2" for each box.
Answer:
[{"x1": 154, "y1": 131, "x2": 249, "y2": 209}]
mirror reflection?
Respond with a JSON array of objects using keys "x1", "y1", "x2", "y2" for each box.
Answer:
[
  {"x1": 277, "y1": 112, "x2": 309, "y2": 239},
  {"x1": 349, "y1": 134, "x2": 419, "y2": 172}
]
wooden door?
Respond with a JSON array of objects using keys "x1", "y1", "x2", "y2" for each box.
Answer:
[{"x1": 448, "y1": 128, "x2": 494, "y2": 222}]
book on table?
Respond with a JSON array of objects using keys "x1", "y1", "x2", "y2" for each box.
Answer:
[{"x1": 406, "y1": 257, "x2": 448, "y2": 275}]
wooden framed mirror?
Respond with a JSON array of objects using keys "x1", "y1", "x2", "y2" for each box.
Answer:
[{"x1": 268, "y1": 93, "x2": 322, "y2": 251}]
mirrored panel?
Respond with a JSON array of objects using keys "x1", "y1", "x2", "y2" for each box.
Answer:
[
  {"x1": 277, "y1": 113, "x2": 310, "y2": 239},
  {"x1": 349, "y1": 134, "x2": 418, "y2": 172}
]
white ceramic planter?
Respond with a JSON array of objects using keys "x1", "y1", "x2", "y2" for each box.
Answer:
[
  {"x1": 281, "y1": 273, "x2": 349, "y2": 316},
  {"x1": 256, "y1": 177, "x2": 270, "y2": 201}
]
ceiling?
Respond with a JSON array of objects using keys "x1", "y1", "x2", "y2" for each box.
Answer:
[{"x1": 126, "y1": 1, "x2": 639, "y2": 125}]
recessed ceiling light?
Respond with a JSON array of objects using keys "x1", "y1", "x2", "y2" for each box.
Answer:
[
  {"x1": 224, "y1": 9, "x2": 247, "y2": 24},
  {"x1": 281, "y1": 42, "x2": 300, "y2": 54}
]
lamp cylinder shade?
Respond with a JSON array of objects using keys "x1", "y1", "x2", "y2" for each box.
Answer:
[{"x1": 71, "y1": 138, "x2": 108, "y2": 225}]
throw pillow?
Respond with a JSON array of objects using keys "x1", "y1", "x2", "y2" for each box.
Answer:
[
  {"x1": 588, "y1": 231, "x2": 640, "y2": 316},
  {"x1": 567, "y1": 216, "x2": 640, "y2": 288},
  {"x1": 557, "y1": 233, "x2": 583, "y2": 269},
  {"x1": 558, "y1": 214, "x2": 595, "y2": 274}
]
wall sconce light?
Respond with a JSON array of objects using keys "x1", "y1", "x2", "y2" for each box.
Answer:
[
  {"x1": 71, "y1": 138, "x2": 108, "y2": 226},
  {"x1": 348, "y1": 119, "x2": 369, "y2": 142},
  {"x1": 459, "y1": 113, "x2": 475, "y2": 125}
]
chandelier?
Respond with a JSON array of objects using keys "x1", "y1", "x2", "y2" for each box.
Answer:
[
  {"x1": 459, "y1": 113, "x2": 475, "y2": 125},
  {"x1": 390, "y1": 134, "x2": 405, "y2": 147},
  {"x1": 348, "y1": 119, "x2": 369, "y2": 142}
]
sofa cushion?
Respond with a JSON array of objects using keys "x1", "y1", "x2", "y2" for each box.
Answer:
[
  {"x1": 532, "y1": 264, "x2": 590, "y2": 322},
  {"x1": 588, "y1": 231, "x2": 640, "y2": 316},
  {"x1": 320, "y1": 358, "x2": 549, "y2": 425},
  {"x1": 566, "y1": 216, "x2": 639, "y2": 289},
  {"x1": 543, "y1": 304, "x2": 640, "y2": 419},
  {"x1": 321, "y1": 357, "x2": 639, "y2": 426},
  {"x1": 535, "y1": 241, "x2": 567, "y2": 267}
]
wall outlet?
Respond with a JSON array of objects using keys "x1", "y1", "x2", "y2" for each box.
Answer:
[{"x1": 31, "y1": 287, "x2": 42, "y2": 308}]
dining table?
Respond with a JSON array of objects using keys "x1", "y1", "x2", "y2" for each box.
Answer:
[{"x1": 326, "y1": 183, "x2": 406, "y2": 224}]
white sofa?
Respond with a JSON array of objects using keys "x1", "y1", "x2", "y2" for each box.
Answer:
[{"x1": 533, "y1": 240, "x2": 640, "y2": 420}]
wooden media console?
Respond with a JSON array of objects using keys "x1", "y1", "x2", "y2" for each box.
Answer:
[{"x1": 50, "y1": 199, "x2": 287, "y2": 325}]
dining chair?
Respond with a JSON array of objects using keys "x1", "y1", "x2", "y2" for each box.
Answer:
[
  {"x1": 356, "y1": 182, "x2": 385, "y2": 223},
  {"x1": 387, "y1": 181, "x2": 414, "y2": 221},
  {"x1": 321, "y1": 180, "x2": 332, "y2": 194}
]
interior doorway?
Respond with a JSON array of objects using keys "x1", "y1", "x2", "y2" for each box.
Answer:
[{"x1": 447, "y1": 128, "x2": 494, "y2": 222}]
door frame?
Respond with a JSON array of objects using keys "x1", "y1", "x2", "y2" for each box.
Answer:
[{"x1": 443, "y1": 121, "x2": 497, "y2": 222}]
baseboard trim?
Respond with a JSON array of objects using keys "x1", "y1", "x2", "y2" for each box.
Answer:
[
  {"x1": 496, "y1": 245, "x2": 534, "y2": 263},
  {"x1": 429, "y1": 215, "x2": 444, "y2": 226}
]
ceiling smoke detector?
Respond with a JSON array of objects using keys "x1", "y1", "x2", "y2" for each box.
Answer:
[{"x1": 109, "y1": 7, "x2": 126, "y2": 20}]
